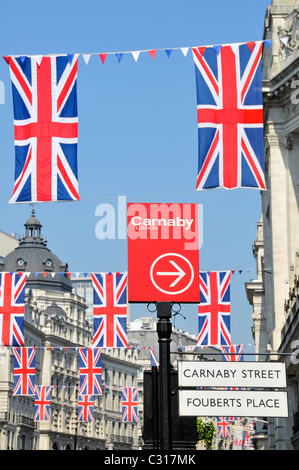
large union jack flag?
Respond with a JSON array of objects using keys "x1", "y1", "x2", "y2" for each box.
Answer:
[
  {"x1": 34, "y1": 385, "x2": 52, "y2": 421},
  {"x1": 122, "y1": 387, "x2": 138, "y2": 423},
  {"x1": 6, "y1": 54, "x2": 80, "y2": 203},
  {"x1": 0, "y1": 272, "x2": 28, "y2": 346},
  {"x1": 77, "y1": 394, "x2": 94, "y2": 422},
  {"x1": 91, "y1": 272, "x2": 128, "y2": 348},
  {"x1": 192, "y1": 41, "x2": 265, "y2": 190},
  {"x1": 79, "y1": 347, "x2": 102, "y2": 395},
  {"x1": 197, "y1": 271, "x2": 231, "y2": 346},
  {"x1": 13, "y1": 347, "x2": 36, "y2": 395}
]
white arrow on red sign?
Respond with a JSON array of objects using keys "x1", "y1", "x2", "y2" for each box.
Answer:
[{"x1": 156, "y1": 260, "x2": 186, "y2": 287}]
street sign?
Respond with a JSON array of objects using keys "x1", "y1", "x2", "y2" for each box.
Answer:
[
  {"x1": 178, "y1": 361, "x2": 287, "y2": 388},
  {"x1": 179, "y1": 390, "x2": 289, "y2": 418},
  {"x1": 127, "y1": 202, "x2": 200, "y2": 302}
]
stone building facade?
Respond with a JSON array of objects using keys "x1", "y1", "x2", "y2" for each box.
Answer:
[
  {"x1": 246, "y1": 0, "x2": 299, "y2": 451},
  {"x1": 0, "y1": 211, "x2": 140, "y2": 450}
]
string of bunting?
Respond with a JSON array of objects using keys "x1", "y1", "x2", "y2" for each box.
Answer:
[
  {"x1": 2, "y1": 39, "x2": 272, "y2": 64},
  {"x1": 0, "y1": 343, "x2": 252, "y2": 351},
  {"x1": 6, "y1": 269, "x2": 254, "y2": 278}
]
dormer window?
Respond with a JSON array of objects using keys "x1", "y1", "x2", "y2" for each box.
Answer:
[
  {"x1": 16, "y1": 258, "x2": 26, "y2": 271},
  {"x1": 43, "y1": 258, "x2": 54, "y2": 271}
]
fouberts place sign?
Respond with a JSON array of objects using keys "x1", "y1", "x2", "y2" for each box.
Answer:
[
  {"x1": 178, "y1": 361, "x2": 288, "y2": 418},
  {"x1": 179, "y1": 390, "x2": 288, "y2": 418}
]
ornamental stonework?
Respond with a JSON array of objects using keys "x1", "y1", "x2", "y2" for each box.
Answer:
[{"x1": 278, "y1": 7, "x2": 299, "y2": 59}]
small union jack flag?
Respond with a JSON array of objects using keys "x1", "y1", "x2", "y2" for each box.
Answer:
[
  {"x1": 218, "y1": 417, "x2": 230, "y2": 438},
  {"x1": 197, "y1": 271, "x2": 231, "y2": 346},
  {"x1": 0, "y1": 272, "x2": 28, "y2": 346},
  {"x1": 192, "y1": 41, "x2": 265, "y2": 190},
  {"x1": 34, "y1": 385, "x2": 52, "y2": 421},
  {"x1": 77, "y1": 394, "x2": 94, "y2": 422},
  {"x1": 227, "y1": 416, "x2": 240, "y2": 422},
  {"x1": 122, "y1": 387, "x2": 138, "y2": 423},
  {"x1": 149, "y1": 346, "x2": 159, "y2": 367},
  {"x1": 244, "y1": 424, "x2": 254, "y2": 448},
  {"x1": 79, "y1": 347, "x2": 102, "y2": 395},
  {"x1": 222, "y1": 345, "x2": 244, "y2": 393},
  {"x1": 221, "y1": 344, "x2": 244, "y2": 362},
  {"x1": 12, "y1": 347, "x2": 36, "y2": 395},
  {"x1": 6, "y1": 54, "x2": 80, "y2": 203},
  {"x1": 91, "y1": 272, "x2": 128, "y2": 348}
]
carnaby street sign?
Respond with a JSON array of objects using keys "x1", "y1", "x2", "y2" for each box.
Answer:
[
  {"x1": 127, "y1": 202, "x2": 201, "y2": 302},
  {"x1": 178, "y1": 361, "x2": 287, "y2": 388}
]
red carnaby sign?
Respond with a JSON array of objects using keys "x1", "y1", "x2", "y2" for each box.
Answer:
[{"x1": 127, "y1": 202, "x2": 200, "y2": 302}]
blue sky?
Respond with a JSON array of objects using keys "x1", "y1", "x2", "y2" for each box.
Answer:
[{"x1": 0, "y1": 0, "x2": 272, "y2": 350}]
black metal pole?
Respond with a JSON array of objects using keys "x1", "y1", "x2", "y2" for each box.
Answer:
[
  {"x1": 151, "y1": 366, "x2": 159, "y2": 450},
  {"x1": 156, "y1": 302, "x2": 172, "y2": 451}
]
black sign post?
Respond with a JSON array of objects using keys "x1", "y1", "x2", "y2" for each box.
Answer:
[{"x1": 156, "y1": 301, "x2": 173, "y2": 450}]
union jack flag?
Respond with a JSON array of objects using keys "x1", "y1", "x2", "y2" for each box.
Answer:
[
  {"x1": 122, "y1": 387, "x2": 138, "y2": 423},
  {"x1": 6, "y1": 54, "x2": 80, "y2": 203},
  {"x1": 197, "y1": 271, "x2": 231, "y2": 346},
  {"x1": 34, "y1": 385, "x2": 52, "y2": 421},
  {"x1": 79, "y1": 347, "x2": 102, "y2": 395},
  {"x1": 222, "y1": 345, "x2": 244, "y2": 393},
  {"x1": 0, "y1": 272, "x2": 28, "y2": 346},
  {"x1": 149, "y1": 346, "x2": 159, "y2": 367},
  {"x1": 221, "y1": 344, "x2": 244, "y2": 362},
  {"x1": 227, "y1": 416, "x2": 240, "y2": 422},
  {"x1": 192, "y1": 41, "x2": 265, "y2": 190},
  {"x1": 12, "y1": 347, "x2": 36, "y2": 395},
  {"x1": 91, "y1": 272, "x2": 128, "y2": 348},
  {"x1": 218, "y1": 417, "x2": 230, "y2": 438},
  {"x1": 77, "y1": 394, "x2": 94, "y2": 422},
  {"x1": 244, "y1": 424, "x2": 254, "y2": 448}
]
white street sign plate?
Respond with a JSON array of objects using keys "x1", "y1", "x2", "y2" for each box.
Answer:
[
  {"x1": 179, "y1": 390, "x2": 288, "y2": 417},
  {"x1": 178, "y1": 361, "x2": 286, "y2": 388}
]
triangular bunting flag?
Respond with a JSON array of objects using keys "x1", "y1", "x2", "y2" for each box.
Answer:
[
  {"x1": 165, "y1": 49, "x2": 173, "y2": 58},
  {"x1": 67, "y1": 54, "x2": 74, "y2": 65},
  {"x1": 196, "y1": 46, "x2": 206, "y2": 56},
  {"x1": 148, "y1": 49, "x2": 157, "y2": 59},
  {"x1": 131, "y1": 51, "x2": 140, "y2": 62},
  {"x1": 280, "y1": 37, "x2": 289, "y2": 46},
  {"x1": 83, "y1": 54, "x2": 91, "y2": 65},
  {"x1": 99, "y1": 53, "x2": 107, "y2": 64},
  {"x1": 33, "y1": 55, "x2": 43, "y2": 66},
  {"x1": 246, "y1": 41, "x2": 256, "y2": 53},
  {"x1": 180, "y1": 47, "x2": 189, "y2": 56},
  {"x1": 115, "y1": 53, "x2": 123, "y2": 63}
]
